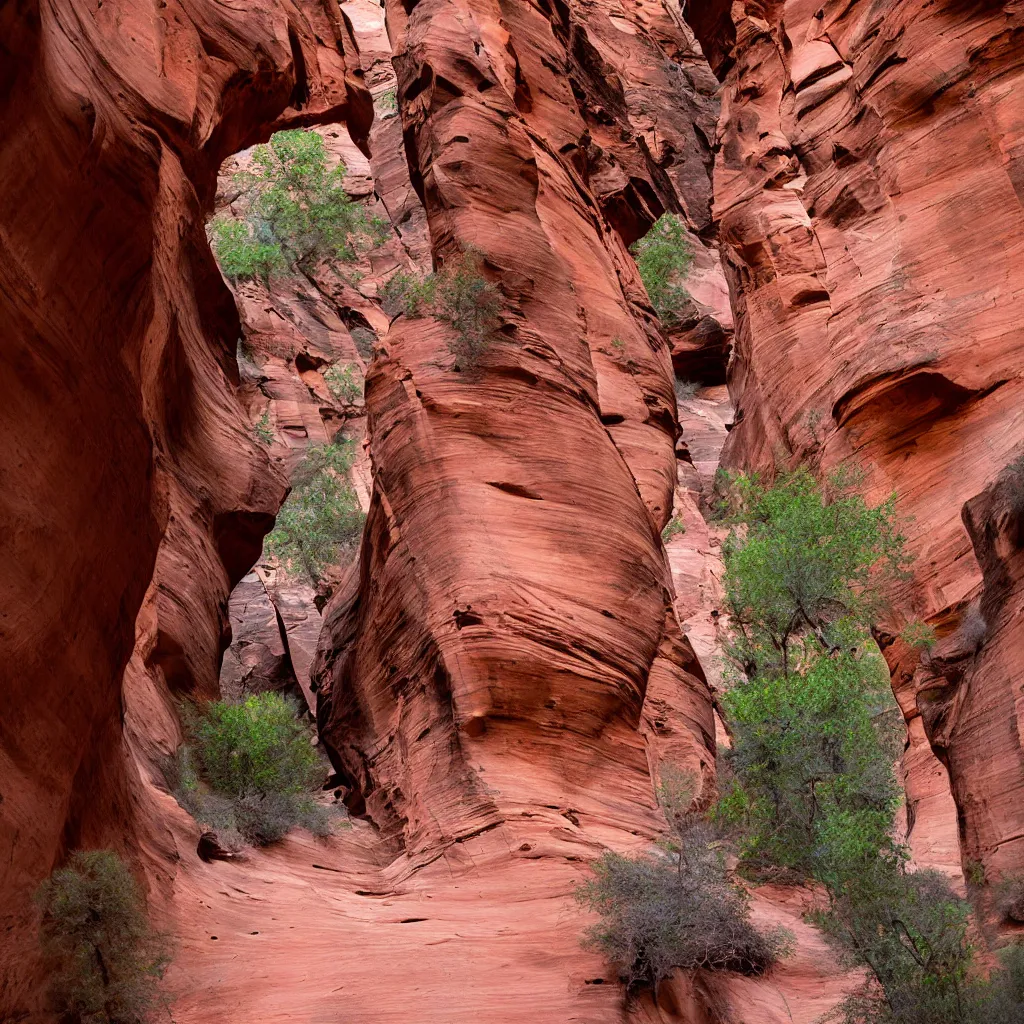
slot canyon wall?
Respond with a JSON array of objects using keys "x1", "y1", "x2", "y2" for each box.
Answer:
[
  {"x1": 683, "y1": 0, "x2": 1024, "y2": 892},
  {"x1": 1, "y1": 0, "x2": 1023, "y2": 1022},
  {"x1": 0, "y1": 0, "x2": 370, "y2": 1006}
]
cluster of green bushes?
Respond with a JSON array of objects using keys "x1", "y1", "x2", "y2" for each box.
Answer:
[
  {"x1": 580, "y1": 467, "x2": 1024, "y2": 1019},
  {"x1": 630, "y1": 213, "x2": 693, "y2": 326},
  {"x1": 378, "y1": 250, "x2": 502, "y2": 368},
  {"x1": 264, "y1": 439, "x2": 365, "y2": 583},
  {"x1": 210, "y1": 128, "x2": 387, "y2": 282},
  {"x1": 166, "y1": 691, "x2": 333, "y2": 848},
  {"x1": 35, "y1": 849, "x2": 171, "y2": 1024},
  {"x1": 715, "y1": 468, "x2": 1023, "y2": 1022}
]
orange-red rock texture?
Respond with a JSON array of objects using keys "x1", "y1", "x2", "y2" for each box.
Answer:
[
  {"x1": 684, "y1": 0, "x2": 1024, "y2": 890},
  {"x1": 0, "y1": 0, "x2": 369, "y2": 1009},
  {"x1": 4, "y1": 0, "x2": 1023, "y2": 1018}
]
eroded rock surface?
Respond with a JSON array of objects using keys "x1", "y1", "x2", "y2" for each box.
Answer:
[
  {"x1": 685, "y1": 0, "x2": 1024, "y2": 885},
  {"x1": 0, "y1": 0, "x2": 368, "y2": 1008}
]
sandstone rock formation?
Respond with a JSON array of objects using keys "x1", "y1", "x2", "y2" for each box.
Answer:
[
  {"x1": 686, "y1": 0, "x2": 1024, "y2": 889},
  {"x1": 0, "y1": 0, "x2": 369, "y2": 1008}
]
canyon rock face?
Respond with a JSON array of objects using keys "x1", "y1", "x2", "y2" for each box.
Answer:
[
  {"x1": 0, "y1": 0, "x2": 368, "y2": 1009},
  {"x1": 314, "y1": 0, "x2": 719, "y2": 858},
  {"x1": 685, "y1": 0, "x2": 1024, "y2": 886}
]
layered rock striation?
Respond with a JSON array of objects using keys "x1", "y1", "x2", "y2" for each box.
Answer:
[
  {"x1": 0, "y1": 0, "x2": 368, "y2": 1008},
  {"x1": 683, "y1": 0, "x2": 1024, "y2": 887}
]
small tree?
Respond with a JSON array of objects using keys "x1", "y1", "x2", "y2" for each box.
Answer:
[
  {"x1": 722, "y1": 467, "x2": 907, "y2": 676},
  {"x1": 264, "y1": 439, "x2": 365, "y2": 583},
  {"x1": 575, "y1": 768, "x2": 788, "y2": 990},
  {"x1": 819, "y1": 867, "x2": 975, "y2": 1023},
  {"x1": 35, "y1": 850, "x2": 171, "y2": 1024},
  {"x1": 212, "y1": 129, "x2": 386, "y2": 281},
  {"x1": 630, "y1": 214, "x2": 694, "y2": 326},
  {"x1": 377, "y1": 252, "x2": 502, "y2": 368}
]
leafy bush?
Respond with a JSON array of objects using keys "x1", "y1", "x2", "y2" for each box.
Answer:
[
  {"x1": 212, "y1": 129, "x2": 386, "y2": 281},
  {"x1": 192, "y1": 692, "x2": 322, "y2": 796},
  {"x1": 662, "y1": 516, "x2": 686, "y2": 542},
  {"x1": 324, "y1": 363, "x2": 363, "y2": 406},
  {"x1": 212, "y1": 218, "x2": 285, "y2": 281},
  {"x1": 167, "y1": 693, "x2": 335, "y2": 847},
  {"x1": 264, "y1": 439, "x2": 365, "y2": 582},
  {"x1": 35, "y1": 850, "x2": 171, "y2": 1024},
  {"x1": 819, "y1": 866, "x2": 975, "y2": 1021},
  {"x1": 253, "y1": 409, "x2": 274, "y2": 445},
  {"x1": 630, "y1": 214, "x2": 694, "y2": 326},
  {"x1": 721, "y1": 651, "x2": 902, "y2": 881},
  {"x1": 378, "y1": 88, "x2": 397, "y2": 114},
  {"x1": 576, "y1": 766, "x2": 788, "y2": 990},
  {"x1": 377, "y1": 252, "x2": 502, "y2": 367},
  {"x1": 901, "y1": 620, "x2": 938, "y2": 650},
  {"x1": 722, "y1": 467, "x2": 907, "y2": 675}
]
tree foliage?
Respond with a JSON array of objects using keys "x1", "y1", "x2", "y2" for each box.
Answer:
[
  {"x1": 377, "y1": 251, "x2": 502, "y2": 367},
  {"x1": 35, "y1": 850, "x2": 171, "y2": 1024},
  {"x1": 630, "y1": 213, "x2": 694, "y2": 325},
  {"x1": 721, "y1": 467, "x2": 907, "y2": 676},
  {"x1": 718, "y1": 468, "x2": 1022, "y2": 1023},
  {"x1": 211, "y1": 129, "x2": 386, "y2": 281},
  {"x1": 168, "y1": 693, "x2": 333, "y2": 847},
  {"x1": 264, "y1": 439, "x2": 365, "y2": 583}
]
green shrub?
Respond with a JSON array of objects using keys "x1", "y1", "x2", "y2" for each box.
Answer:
[
  {"x1": 324, "y1": 363, "x2": 363, "y2": 406},
  {"x1": 35, "y1": 850, "x2": 171, "y2": 1024},
  {"x1": 662, "y1": 516, "x2": 686, "y2": 542},
  {"x1": 192, "y1": 692, "x2": 322, "y2": 796},
  {"x1": 167, "y1": 693, "x2": 336, "y2": 847},
  {"x1": 378, "y1": 88, "x2": 397, "y2": 113},
  {"x1": 378, "y1": 252, "x2": 502, "y2": 367},
  {"x1": 264, "y1": 439, "x2": 365, "y2": 582},
  {"x1": 212, "y1": 218, "x2": 285, "y2": 282},
  {"x1": 575, "y1": 813, "x2": 788, "y2": 990},
  {"x1": 721, "y1": 651, "x2": 902, "y2": 881},
  {"x1": 901, "y1": 620, "x2": 938, "y2": 650},
  {"x1": 995, "y1": 873, "x2": 1024, "y2": 923},
  {"x1": 722, "y1": 467, "x2": 907, "y2": 675},
  {"x1": 818, "y1": 866, "x2": 975, "y2": 1021},
  {"x1": 212, "y1": 129, "x2": 386, "y2": 281},
  {"x1": 253, "y1": 409, "x2": 274, "y2": 445},
  {"x1": 630, "y1": 214, "x2": 694, "y2": 326}
]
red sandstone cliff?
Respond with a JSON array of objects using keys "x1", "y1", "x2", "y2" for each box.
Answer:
[
  {"x1": 684, "y1": 0, "x2": 1024, "y2": 897},
  {"x1": 0, "y1": 0, "x2": 369, "y2": 1008},
  {"x1": 3, "y1": 0, "x2": 1023, "y2": 1019}
]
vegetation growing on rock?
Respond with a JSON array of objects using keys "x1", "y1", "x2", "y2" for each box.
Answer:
[
  {"x1": 264, "y1": 439, "x2": 364, "y2": 583},
  {"x1": 377, "y1": 251, "x2": 502, "y2": 367},
  {"x1": 718, "y1": 469, "x2": 1024, "y2": 1023},
  {"x1": 630, "y1": 213, "x2": 693, "y2": 326},
  {"x1": 575, "y1": 769, "x2": 789, "y2": 990},
  {"x1": 211, "y1": 129, "x2": 386, "y2": 281},
  {"x1": 167, "y1": 692, "x2": 333, "y2": 847},
  {"x1": 35, "y1": 850, "x2": 171, "y2": 1024}
]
